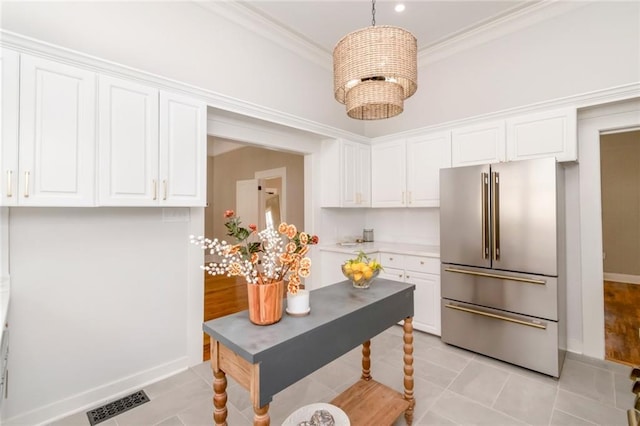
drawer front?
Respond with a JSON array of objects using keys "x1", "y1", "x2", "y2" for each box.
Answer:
[
  {"x1": 441, "y1": 300, "x2": 563, "y2": 377},
  {"x1": 379, "y1": 252, "x2": 404, "y2": 269},
  {"x1": 404, "y1": 255, "x2": 439, "y2": 274},
  {"x1": 441, "y1": 264, "x2": 558, "y2": 320},
  {"x1": 379, "y1": 267, "x2": 405, "y2": 282}
]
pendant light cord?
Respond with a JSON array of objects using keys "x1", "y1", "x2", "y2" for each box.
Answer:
[{"x1": 371, "y1": 0, "x2": 376, "y2": 26}]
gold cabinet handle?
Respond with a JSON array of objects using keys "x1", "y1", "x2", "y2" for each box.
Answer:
[
  {"x1": 445, "y1": 303, "x2": 547, "y2": 329},
  {"x1": 492, "y1": 171, "x2": 500, "y2": 260},
  {"x1": 444, "y1": 267, "x2": 546, "y2": 285},
  {"x1": 481, "y1": 172, "x2": 489, "y2": 259},
  {"x1": 163, "y1": 180, "x2": 167, "y2": 200},
  {"x1": 152, "y1": 179, "x2": 157, "y2": 200},
  {"x1": 6, "y1": 171, "x2": 12, "y2": 198},
  {"x1": 24, "y1": 171, "x2": 30, "y2": 198}
]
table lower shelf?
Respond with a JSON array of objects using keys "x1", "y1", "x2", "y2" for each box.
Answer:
[{"x1": 330, "y1": 378, "x2": 411, "y2": 425}]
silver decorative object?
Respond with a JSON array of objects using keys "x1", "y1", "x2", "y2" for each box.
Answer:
[{"x1": 297, "y1": 409, "x2": 335, "y2": 426}]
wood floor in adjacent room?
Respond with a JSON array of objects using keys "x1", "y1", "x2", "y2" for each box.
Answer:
[
  {"x1": 203, "y1": 274, "x2": 248, "y2": 361},
  {"x1": 604, "y1": 280, "x2": 640, "y2": 366}
]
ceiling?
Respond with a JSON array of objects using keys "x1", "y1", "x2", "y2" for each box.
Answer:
[{"x1": 237, "y1": 0, "x2": 539, "y2": 54}]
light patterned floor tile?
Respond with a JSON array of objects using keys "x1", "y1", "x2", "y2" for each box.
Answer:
[
  {"x1": 430, "y1": 390, "x2": 527, "y2": 425},
  {"x1": 492, "y1": 373, "x2": 558, "y2": 425},
  {"x1": 549, "y1": 409, "x2": 598, "y2": 426},
  {"x1": 555, "y1": 389, "x2": 627, "y2": 425},
  {"x1": 559, "y1": 359, "x2": 616, "y2": 405},
  {"x1": 448, "y1": 359, "x2": 510, "y2": 406}
]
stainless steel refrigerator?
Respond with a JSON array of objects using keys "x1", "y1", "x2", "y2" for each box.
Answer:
[{"x1": 439, "y1": 157, "x2": 566, "y2": 377}]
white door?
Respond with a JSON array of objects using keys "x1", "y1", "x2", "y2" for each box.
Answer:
[
  {"x1": 371, "y1": 140, "x2": 406, "y2": 207},
  {"x1": 236, "y1": 178, "x2": 265, "y2": 230},
  {"x1": 0, "y1": 48, "x2": 20, "y2": 206},
  {"x1": 406, "y1": 272, "x2": 441, "y2": 336},
  {"x1": 19, "y1": 54, "x2": 96, "y2": 205},
  {"x1": 406, "y1": 132, "x2": 452, "y2": 207},
  {"x1": 98, "y1": 75, "x2": 159, "y2": 206},
  {"x1": 159, "y1": 91, "x2": 207, "y2": 206}
]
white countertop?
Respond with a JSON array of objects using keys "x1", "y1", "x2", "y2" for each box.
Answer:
[
  {"x1": 0, "y1": 276, "x2": 9, "y2": 327},
  {"x1": 318, "y1": 241, "x2": 440, "y2": 258}
]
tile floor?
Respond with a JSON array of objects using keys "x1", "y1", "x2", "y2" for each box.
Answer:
[{"x1": 51, "y1": 326, "x2": 634, "y2": 426}]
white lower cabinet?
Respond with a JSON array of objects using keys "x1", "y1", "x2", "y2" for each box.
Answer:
[
  {"x1": 379, "y1": 252, "x2": 441, "y2": 335},
  {"x1": 319, "y1": 251, "x2": 354, "y2": 289}
]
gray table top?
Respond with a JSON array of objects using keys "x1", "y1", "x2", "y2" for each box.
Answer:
[{"x1": 203, "y1": 279, "x2": 415, "y2": 364}]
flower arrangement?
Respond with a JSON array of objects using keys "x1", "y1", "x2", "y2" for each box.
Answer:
[{"x1": 190, "y1": 210, "x2": 319, "y2": 294}]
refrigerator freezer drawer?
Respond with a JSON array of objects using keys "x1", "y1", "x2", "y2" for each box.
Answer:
[
  {"x1": 441, "y1": 264, "x2": 558, "y2": 321},
  {"x1": 441, "y1": 299, "x2": 564, "y2": 377}
]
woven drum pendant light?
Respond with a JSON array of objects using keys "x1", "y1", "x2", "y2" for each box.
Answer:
[{"x1": 333, "y1": 0, "x2": 417, "y2": 120}]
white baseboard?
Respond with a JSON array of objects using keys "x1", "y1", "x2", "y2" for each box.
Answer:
[
  {"x1": 603, "y1": 272, "x2": 640, "y2": 285},
  {"x1": 4, "y1": 357, "x2": 189, "y2": 426}
]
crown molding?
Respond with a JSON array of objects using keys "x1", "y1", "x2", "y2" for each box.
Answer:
[
  {"x1": 194, "y1": 0, "x2": 332, "y2": 71},
  {"x1": 0, "y1": 30, "x2": 368, "y2": 144},
  {"x1": 371, "y1": 82, "x2": 640, "y2": 143},
  {"x1": 418, "y1": 0, "x2": 590, "y2": 66}
]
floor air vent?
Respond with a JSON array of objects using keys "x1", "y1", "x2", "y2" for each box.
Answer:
[{"x1": 86, "y1": 390, "x2": 150, "y2": 425}]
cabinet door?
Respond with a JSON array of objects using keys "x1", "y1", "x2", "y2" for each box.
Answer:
[
  {"x1": 371, "y1": 140, "x2": 406, "y2": 207},
  {"x1": 19, "y1": 54, "x2": 96, "y2": 206},
  {"x1": 98, "y1": 75, "x2": 159, "y2": 206},
  {"x1": 506, "y1": 108, "x2": 577, "y2": 162},
  {"x1": 319, "y1": 251, "x2": 353, "y2": 289},
  {"x1": 356, "y1": 143, "x2": 371, "y2": 207},
  {"x1": 340, "y1": 141, "x2": 358, "y2": 207},
  {"x1": 159, "y1": 91, "x2": 207, "y2": 206},
  {"x1": 406, "y1": 271, "x2": 441, "y2": 336},
  {"x1": 406, "y1": 132, "x2": 451, "y2": 207},
  {"x1": 379, "y1": 267, "x2": 405, "y2": 282},
  {"x1": 451, "y1": 120, "x2": 505, "y2": 167},
  {"x1": 0, "y1": 49, "x2": 19, "y2": 206}
]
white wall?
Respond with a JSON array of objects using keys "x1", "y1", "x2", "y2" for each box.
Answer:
[
  {"x1": 365, "y1": 1, "x2": 640, "y2": 137},
  {"x1": 0, "y1": 1, "x2": 363, "y2": 136},
  {"x1": 5, "y1": 208, "x2": 193, "y2": 424}
]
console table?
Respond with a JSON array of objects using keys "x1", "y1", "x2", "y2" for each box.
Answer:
[{"x1": 202, "y1": 279, "x2": 416, "y2": 425}]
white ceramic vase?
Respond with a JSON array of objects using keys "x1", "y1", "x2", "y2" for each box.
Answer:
[{"x1": 286, "y1": 289, "x2": 310, "y2": 316}]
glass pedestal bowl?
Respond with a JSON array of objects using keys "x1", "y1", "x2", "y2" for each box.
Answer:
[{"x1": 341, "y1": 264, "x2": 380, "y2": 289}]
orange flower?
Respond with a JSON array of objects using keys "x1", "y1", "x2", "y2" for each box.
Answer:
[
  {"x1": 285, "y1": 242, "x2": 297, "y2": 253},
  {"x1": 225, "y1": 244, "x2": 241, "y2": 255},
  {"x1": 300, "y1": 257, "x2": 311, "y2": 269},
  {"x1": 286, "y1": 224, "x2": 297, "y2": 239},
  {"x1": 279, "y1": 253, "x2": 292, "y2": 264},
  {"x1": 298, "y1": 267, "x2": 310, "y2": 278},
  {"x1": 311, "y1": 235, "x2": 319, "y2": 244},
  {"x1": 278, "y1": 222, "x2": 288, "y2": 234},
  {"x1": 299, "y1": 232, "x2": 309, "y2": 245},
  {"x1": 249, "y1": 224, "x2": 257, "y2": 232},
  {"x1": 228, "y1": 262, "x2": 242, "y2": 276},
  {"x1": 224, "y1": 210, "x2": 235, "y2": 218},
  {"x1": 289, "y1": 274, "x2": 301, "y2": 285},
  {"x1": 287, "y1": 282, "x2": 299, "y2": 294},
  {"x1": 299, "y1": 246, "x2": 309, "y2": 256}
]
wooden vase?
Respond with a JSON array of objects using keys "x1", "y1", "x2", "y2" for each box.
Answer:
[{"x1": 247, "y1": 280, "x2": 284, "y2": 325}]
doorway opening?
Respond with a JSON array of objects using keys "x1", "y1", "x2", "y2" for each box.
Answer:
[
  {"x1": 600, "y1": 129, "x2": 640, "y2": 366},
  {"x1": 202, "y1": 138, "x2": 305, "y2": 360}
]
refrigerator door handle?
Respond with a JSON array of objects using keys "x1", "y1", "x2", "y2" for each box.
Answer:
[
  {"x1": 481, "y1": 173, "x2": 489, "y2": 259},
  {"x1": 445, "y1": 303, "x2": 547, "y2": 330},
  {"x1": 491, "y1": 171, "x2": 500, "y2": 260},
  {"x1": 443, "y1": 267, "x2": 547, "y2": 285}
]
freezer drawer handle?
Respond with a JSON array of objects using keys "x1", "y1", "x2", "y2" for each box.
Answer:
[
  {"x1": 444, "y1": 267, "x2": 546, "y2": 285},
  {"x1": 445, "y1": 304, "x2": 547, "y2": 330}
]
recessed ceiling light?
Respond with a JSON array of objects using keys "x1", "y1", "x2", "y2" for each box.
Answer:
[{"x1": 395, "y1": 3, "x2": 406, "y2": 13}]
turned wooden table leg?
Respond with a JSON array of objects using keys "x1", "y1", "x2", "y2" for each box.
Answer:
[
  {"x1": 213, "y1": 368, "x2": 228, "y2": 426},
  {"x1": 403, "y1": 317, "x2": 415, "y2": 425},
  {"x1": 253, "y1": 403, "x2": 270, "y2": 425},
  {"x1": 361, "y1": 339, "x2": 372, "y2": 381}
]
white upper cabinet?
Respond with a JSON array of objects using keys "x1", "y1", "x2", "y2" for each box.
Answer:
[
  {"x1": 506, "y1": 107, "x2": 577, "y2": 162},
  {"x1": 371, "y1": 139, "x2": 406, "y2": 207},
  {"x1": 321, "y1": 139, "x2": 371, "y2": 208},
  {"x1": 451, "y1": 120, "x2": 506, "y2": 167},
  {"x1": 1, "y1": 49, "x2": 20, "y2": 206},
  {"x1": 372, "y1": 133, "x2": 451, "y2": 207},
  {"x1": 406, "y1": 132, "x2": 452, "y2": 207},
  {"x1": 98, "y1": 79, "x2": 206, "y2": 206},
  {"x1": 98, "y1": 75, "x2": 159, "y2": 206},
  {"x1": 159, "y1": 91, "x2": 207, "y2": 206},
  {"x1": 18, "y1": 54, "x2": 96, "y2": 206}
]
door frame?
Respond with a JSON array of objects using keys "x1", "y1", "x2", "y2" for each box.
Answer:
[
  {"x1": 255, "y1": 167, "x2": 287, "y2": 223},
  {"x1": 577, "y1": 99, "x2": 640, "y2": 359}
]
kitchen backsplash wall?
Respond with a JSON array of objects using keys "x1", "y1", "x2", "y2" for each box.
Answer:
[{"x1": 319, "y1": 208, "x2": 440, "y2": 246}]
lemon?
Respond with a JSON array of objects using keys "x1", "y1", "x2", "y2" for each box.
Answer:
[
  {"x1": 353, "y1": 272, "x2": 363, "y2": 282},
  {"x1": 363, "y1": 267, "x2": 373, "y2": 279},
  {"x1": 343, "y1": 263, "x2": 352, "y2": 274}
]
